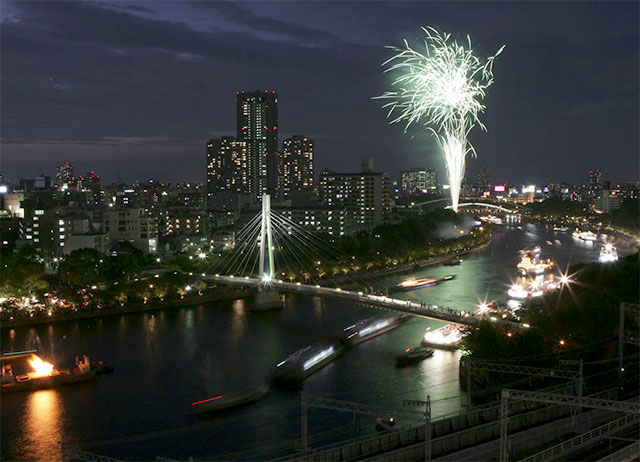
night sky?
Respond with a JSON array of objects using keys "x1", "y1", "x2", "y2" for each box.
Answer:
[{"x1": 1, "y1": 1, "x2": 638, "y2": 185}]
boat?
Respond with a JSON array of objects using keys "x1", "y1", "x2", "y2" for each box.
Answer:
[
  {"x1": 442, "y1": 275, "x2": 456, "y2": 281},
  {"x1": 422, "y1": 324, "x2": 466, "y2": 350},
  {"x1": 572, "y1": 229, "x2": 597, "y2": 241},
  {"x1": 2, "y1": 354, "x2": 96, "y2": 394},
  {"x1": 272, "y1": 341, "x2": 343, "y2": 384},
  {"x1": 443, "y1": 258, "x2": 462, "y2": 266},
  {"x1": 191, "y1": 385, "x2": 269, "y2": 414},
  {"x1": 517, "y1": 248, "x2": 554, "y2": 275},
  {"x1": 393, "y1": 277, "x2": 437, "y2": 291},
  {"x1": 599, "y1": 243, "x2": 619, "y2": 263},
  {"x1": 342, "y1": 316, "x2": 407, "y2": 347},
  {"x1": 396, "y1": 346, "x2": 434, "y2": 366}
]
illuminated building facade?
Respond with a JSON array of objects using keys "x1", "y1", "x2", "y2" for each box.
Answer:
[
  {"x1": 588, "y1": 169, "x2": 602, "y2": 196},
  {"x1": 56, "y1": 162, "x2": 75, "y2": 186},
  {"x1": 282, "y1": 135, "x2": 314, "y2": 197},
  {"x1": 237, "y1": 90, "x2": 279, "y2": 199},
  {"x1": 206, "y1": 137, "x2": 248, "y2": 211},
  {"x1": 318, "y1": 166, "x2": 391, "y2": 230},
  {"x1": 400, "y1": 168, "x2": 437, "y2": 195}
]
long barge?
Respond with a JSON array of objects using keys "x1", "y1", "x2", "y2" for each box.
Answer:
[
  {"x1": 191, "y1": 385, "x2": 269, "y2": 414},
  {"x1": 272, "y1": 341, "x2": 343, "y2": 385},
  {"x1": 342, "y1": 316, "x2": 407, "y2": 347}
]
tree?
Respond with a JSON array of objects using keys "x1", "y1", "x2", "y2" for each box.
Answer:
[
  {"x1": 58, "y1": 248, "x2": 105, "y2": 288},
  {"x1": 0, "y1": 246, "x2": 48, "y2": 298}
]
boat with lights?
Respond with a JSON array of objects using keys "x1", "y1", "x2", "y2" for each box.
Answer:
[
  {"x1": 599, "y1": 244, "x2": 619, "y2": 263},
  {"x1": 516, "y1": 248, "x2": 554, "y2": 275},
  {"x1": 421, "y1": 324, "x2": 466, "y2": 351},
  {"x1": 342, "y1": 316, "x2": 407, "y2": 346},
  {"x1": 191, "y1": 385, "x2": 269, "y2": 414},
  {"x1": 396, "y1": 346, "x2": 434, "y2": 366},
  {"x1": 272, "y1": 341, "x2": 343, "y2": 384},
  {"x1": 393, "y1": 277, "x2": 438, "y2": 291},
  {"x1": 1, "y1": 353, "x2": 96, "y2": 394},
  {"x1": 572, "y1": 229, "x2": 598, "y2": 241}
]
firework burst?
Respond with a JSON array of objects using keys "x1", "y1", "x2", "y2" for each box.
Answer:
[{"x1": 377, "y1": 27, "x2": 504, "y2": 212}]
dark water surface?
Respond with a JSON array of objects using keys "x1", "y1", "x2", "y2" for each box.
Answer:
[{"x1": 1, "y1": 224, "x2": 630, "y2": 461}]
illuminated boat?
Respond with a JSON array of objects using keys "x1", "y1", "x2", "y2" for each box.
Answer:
[
  {"x1": 393, "y1": 277, "x2": 438, "y2": 291},
  {"x1": 1, "y1": 354, "x2": 96, "y2": 394},
  {"x1": 342, "y1": 316, "x2": 407, "y2": 346},
  {"x1": 191, "y1": 386, "x2": 269, "y2": 414},
  {"x1": 421, "y1": 324, "x2": 466, "y2": 351},
  {"x1": 396, "y1": 346, "x2": 434, "y2": 366},
  {"x1": 272, "y1": 341, "x2": 343, "y2": 384},
  {"x1": 599, "y1": 244, "x2": 618, "y2": 263},
  {"x1": 572, "y1": 230, "x2": 597, "y2": 241},
  {"x1": 516, "y1": 249, "x2": 554, "y2": 275}
]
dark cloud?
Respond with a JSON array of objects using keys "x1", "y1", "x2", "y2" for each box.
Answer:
[{"x1": 1, "y1": 1, "x2": 638, "y2": 185}]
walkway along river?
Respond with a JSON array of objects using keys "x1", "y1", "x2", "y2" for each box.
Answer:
[{"x1": 1, "y1": 223, "x2": 633, "y2": 461}]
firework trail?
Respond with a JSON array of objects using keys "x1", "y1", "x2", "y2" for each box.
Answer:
[{"x1": 377, "y1": 27, "x2": 504, "y2": 212}]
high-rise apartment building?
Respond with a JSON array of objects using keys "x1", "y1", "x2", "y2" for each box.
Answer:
[
  {"x1": 318, "y1": 165, "x2": 391, "y2": 231},
  {"x1": 478, "y1": 165, "x2": 491, "y2": 192},
  {"x1": 206, "y1": 137, "x2": 248, "y2": 211},
  {"x1": 400, "y1": 168, "x2": 438, "y2": 195},
  {"x1": 588, "y1": 169, "x2": 602, "y2": 195},
  {"x1": 237, "y1": 90, "x2": 278, "y2": 199},
  {"x1": 282, "y1": 135, "x2": 314, "y2": 197},
  {"x1": 56, "y1": 162, "x2": 75, "y2": 186}
]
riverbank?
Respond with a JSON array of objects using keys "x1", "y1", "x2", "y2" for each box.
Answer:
[
  {"x1": 324, "y1": 239, "x2": 491, "y2": 286},
  {"x1": 1, "y1": 287, "x2": 254, "y2": 329},
  {"x1": 2, "y1": 236, "x2": 492, "y2": 330}
]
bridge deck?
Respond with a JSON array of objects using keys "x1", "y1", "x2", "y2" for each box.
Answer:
[{"x1": 205, "y1": 275, "x2": 523, "y2": 329}]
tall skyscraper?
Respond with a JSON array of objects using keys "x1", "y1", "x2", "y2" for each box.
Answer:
[
  {"x1": 206, "y1": 137, "x2": 248, "y2": 210},
  {"x1": 588, "y1": 169, "x2": 602, "y2": 196},
  {"x1": 56, "y1": 162, "x2": 75, "y2": 186},
  {"x1": 282, "y1": 135, "x2": 314, "y2": 197},
  {"x1": 478, "y1": 165, "x2": 491, "y2": 192},
  {"x1": 237, "y1": 90, "x2": 278, "y2": 199}
]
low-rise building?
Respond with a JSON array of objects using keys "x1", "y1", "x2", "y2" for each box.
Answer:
[{"x1": 103, "y1": 208, "x2": 158, "y2": 254}]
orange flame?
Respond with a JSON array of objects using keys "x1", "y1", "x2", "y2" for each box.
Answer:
[{"x1": 28, "y1": 355, "x2": 55, "y2": 378}]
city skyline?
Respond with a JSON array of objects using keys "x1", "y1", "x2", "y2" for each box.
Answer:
[{"x1": 1, "y1": 2, "x2": 638, "y2": 184}]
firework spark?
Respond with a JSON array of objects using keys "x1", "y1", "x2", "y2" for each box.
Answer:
[{"x1": 377, "y1": 27, "x2": 504, "y2": 212}]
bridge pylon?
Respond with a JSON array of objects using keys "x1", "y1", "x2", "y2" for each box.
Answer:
[{"x1": 254, "y1": 194, "x2": 282, "y2": 310}]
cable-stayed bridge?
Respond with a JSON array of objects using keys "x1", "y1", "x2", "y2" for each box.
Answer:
[
  {"x1": 205, "y1": 274, "x2": 521, "y2": 328},
  {"x1": 203, "y1": 194, "x2": 523, "y2": 329}
]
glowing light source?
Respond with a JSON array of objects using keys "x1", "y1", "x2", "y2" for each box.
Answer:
[
  {"x1": 192, "y1": 395, "x2": 222, "y2": 406},
  {"x1": 377, "y1": 27, "x2": 504, "y2": 212},
  {"x1": 28, "y1": 355, "x2": 54, "y2": 378}
]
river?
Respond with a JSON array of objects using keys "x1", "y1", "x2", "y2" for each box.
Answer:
[{"x1": 1, "y1": 224, "x2": 633, "y2": 461}]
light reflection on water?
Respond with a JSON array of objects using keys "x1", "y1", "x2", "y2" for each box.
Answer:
[{"x1": 20, "y1": 390, "x2": 64, "y2": 461}]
